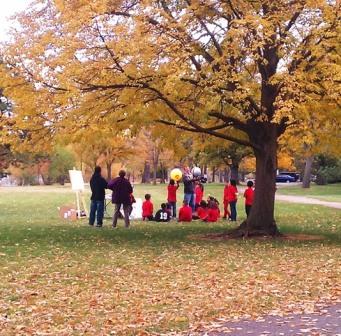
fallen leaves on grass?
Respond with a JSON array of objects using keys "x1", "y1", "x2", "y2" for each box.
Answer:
[{"x1": 0, "y1": 243, "x2": 340, "y2": 335}]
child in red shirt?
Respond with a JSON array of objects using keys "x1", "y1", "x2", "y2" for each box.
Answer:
[
  {"x1": 206, "y1": 197, "x2": 220, "y2": 222},
  {"x1": 167, "y1": 179, "x2": 179, "y2": 218},
  {"x1": 197, "y1": 200, "x2": 209, "y2": 220},
  {"x1": 227, "y1": 180, "x2": 238, "y2": 221},
  {"x1": 178, "y1": 200, "x2": 192, "y2": 222},
  {"x1": 142, "y1": 194, "x2": 154, "y2": 220},
  {"x1": 194, "y1": 183, "x2": 204, "y2": 209},
  {"x1": 243, "y1": 180, "x2": 254, "y2": 217},
  {"x1": 223, "y1": 181, "x2": 231, "y2": 219}
]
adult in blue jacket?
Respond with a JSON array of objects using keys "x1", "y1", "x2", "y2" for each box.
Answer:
[{"x1": 108, "y1": 170, "x2": 133, "y2": 228}]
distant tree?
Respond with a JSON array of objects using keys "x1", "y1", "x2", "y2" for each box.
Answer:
[{"x1": 49, "y1": 147, "x2": 75, "y2": 185}]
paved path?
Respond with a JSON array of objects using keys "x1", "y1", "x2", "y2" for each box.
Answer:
[
  {"x1": 275, "y1": 195, "x2": 341, "y2": 209},
  {"x1": 205, "y1": 303, "x2": 341, "y2": 335}
]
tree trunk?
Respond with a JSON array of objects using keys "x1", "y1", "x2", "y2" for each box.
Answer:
[
  {"x1": 236, "y1": 133, "x2": 280, "y2": 237},
  {"x1": 211, "y1": 166, "x2": 216, "y2": 182},
  {"x1": 106, "y1": 162, "x2": 112, "y2": 181},
  {"x1": 160, "y1": 164, "x2": 166, "y2": 183},
  {"x1": 302, "y1": 156, "x2": 313, "y2": 188},
  {"x1": 224, "y1": 167, "x2": 230, "y2": 182},
  {"x1": 219, "y1": 169, "x2": 224, "y2": 183},
  {"x1": 230, "y1": 163, "x2": 239, "y2": 183},
  {"x1": 141, "y1": 161, "x2": 151, "y2": 183},
  {"x1": 153, "y1": 161, "x2": 158, "y2": 185}
]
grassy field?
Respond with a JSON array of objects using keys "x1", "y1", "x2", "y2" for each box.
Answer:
[
  {"x1": 0, "y1": 184, "x2": 340, "y2": 335},
  {"x1": 276, "y1": 183, "x2": 341, "y2": 202}
]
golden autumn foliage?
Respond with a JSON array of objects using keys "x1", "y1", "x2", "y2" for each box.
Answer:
[{"x1": 1, "y1": 0, "x2": 340, "y2": 234}]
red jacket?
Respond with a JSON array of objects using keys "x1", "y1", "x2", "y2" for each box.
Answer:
[
  {"x1": 207, "y1": 208, "x2": 220, "y2": 222},
  {"x1": 195, "y1": 185, "x2": 204, "y2": 205},
  {"x1": 197, "y1": 206, "x2": 208, "y2": 220},
  {"x1": 142, "y1": 200, "x2": 153, "y2": 217},
  {"x1": 167, "y1": 184, "x2": 179, "y2": 202},
  {"x1": 178, "y1": 205, "x2": 192, "y2": 222},
  {"x1": 244, "y1": 187, "x2": 254, "y2": 206},
  {"x1": 227, "y1": 185, "x2": 238, "y2": 202}
]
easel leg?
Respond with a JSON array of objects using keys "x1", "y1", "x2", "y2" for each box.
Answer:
[
  {"x1": 76, "y1": 191, "x2": 81, "y2": 218},
  {"x1": 81, "y1": 193, "x2": 88, "y2": 217}
]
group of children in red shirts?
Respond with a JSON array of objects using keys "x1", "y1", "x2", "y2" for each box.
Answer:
[{"x1": 141, "y1": 178, "x2": 255, "y2": 223}]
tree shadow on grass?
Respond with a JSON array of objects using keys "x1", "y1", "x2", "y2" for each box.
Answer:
[{"x1": 0, "y1": 219, "x2": 340, "y2": 258}]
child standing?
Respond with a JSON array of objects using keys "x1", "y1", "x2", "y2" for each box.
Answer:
[
  {"x1": 223, "y1": 181, "x2": 231, "y2": 220},
  {"x1": 167, "y1": 179, "x2": 179, "y2": 218},
  {"x1": 142, "y1": 194, "x2": 154, "y2": 220},
  {"x1": 155, "y1": 203, "x2": 171, "y2": 222},
  {"x1": 243, "y1": 180, "x2": 254, "y2": 217},
  {"x1": 195, "y1": 182, "x2": 204, "y2": 209},
  {"x1": 227, "y1": 180, "x2": 238, "y2": 221},
  {"x1": 178, "y1": 200, "x2": 192, "y2": 222}
]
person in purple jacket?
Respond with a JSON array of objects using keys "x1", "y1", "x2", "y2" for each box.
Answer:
[{"x1": 107, "y1": 170, "x2": 133, "y2": 228}]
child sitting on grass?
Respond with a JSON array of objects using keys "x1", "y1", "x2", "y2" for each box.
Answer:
[
  {"x1": 142, "y1": 194, "x2": 154, "y2": 220},
  {"x1": 154, "y1": 203, "x2": 171, "y2": 222},
  {"x1": 196, "y1": 200, "x2": 209, "y2": 221},
  {"x1": 206, "y1": 197, "x2": 220, "y2": 222},
  {"x1": 178, "y1": 200, "x2": 192, "y2": 222}
]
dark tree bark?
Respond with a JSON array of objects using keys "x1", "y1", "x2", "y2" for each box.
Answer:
[
  {"x1": 211, "y1": 166, "x2": 216, "y2": 182},
  {"x1": 230, "y1": 163, "x2": 239, "y2": 183},
  {"x1": 224, "y1": 167, "x2": 230, "y2": 182},
  {"x1": 219, "y1": 169, "x2": 224, "y2": 183},
  {"x1": 236, "y1": 124, "x2": 280, "y2": 237},
  {"x1": 152, "y1": 161, "x2": 158, "y2": 185},
  {"x1": 160, "y1": 163, "x2": 166, "y2": 183},
  {"x1": 302, "y1": 156, "x2": 314, "y2": 188},
  {"x1": 141, "y1": 161, "x2": 151, "y2": 183}
]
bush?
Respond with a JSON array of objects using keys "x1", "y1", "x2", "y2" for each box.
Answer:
[
  {"x1": 21, "y1": 172, "x2": 39, "y2": 186},
  {"x1": 316, "y1": 162, "x2": 341, "y2": 185}
]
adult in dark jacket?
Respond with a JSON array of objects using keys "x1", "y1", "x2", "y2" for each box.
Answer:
[
  {"x1": 108, "y1": 170, "x2": 133, "y2": 228},
  {"x1": 89, "y1": 166, "x2": 108, "y2": 227}
]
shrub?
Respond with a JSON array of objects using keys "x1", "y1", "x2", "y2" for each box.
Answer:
[{"x1": 316, "y1": 162, "x2": 341, "y2": 185}]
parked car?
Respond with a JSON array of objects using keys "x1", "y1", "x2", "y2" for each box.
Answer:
[
  {"x1": 276, "y1": 174, "x2": 296, "y2": 183},
  {"x1": 279, "y1": 171, "x2": 300, "y2": 182}
]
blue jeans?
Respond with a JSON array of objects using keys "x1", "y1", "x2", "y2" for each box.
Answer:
[
  {"x1": 229, "y1": 201, "x2": 237, "y2": 221},
  {"x1": 89, "y1": 200, "x2": 104, "y2": 226},
  {"x1": 184, "y1": 193, "x2": 196, "y2": 211}
]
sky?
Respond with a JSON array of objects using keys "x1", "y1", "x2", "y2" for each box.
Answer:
[{"x1": 0, "y1": 0, "x2": 32, "y2": 41}]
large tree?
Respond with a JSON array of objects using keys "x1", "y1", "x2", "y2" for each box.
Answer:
[{"x1": 1, "y1": 0, "x2": 340, "y2": 236}]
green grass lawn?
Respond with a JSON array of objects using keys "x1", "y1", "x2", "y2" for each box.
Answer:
[
  {"x1": 0, "y1": 184, "x2": 340, "y2": 335},
  {"x1": 277, "y1": 183, "x2": 341, "y2": 202}
]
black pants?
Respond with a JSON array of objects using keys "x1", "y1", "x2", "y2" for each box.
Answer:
[{"x1": 245, "y1": 205, "x2": 252, "y2": 217}]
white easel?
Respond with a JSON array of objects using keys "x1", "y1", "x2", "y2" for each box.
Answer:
[{"x1": 69, "y1": 169, "x2": 88, "y2": 218}]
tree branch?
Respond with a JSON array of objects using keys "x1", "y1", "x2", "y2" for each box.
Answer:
[
  {"x1": 208, "y1": 112, "x2": 249, "y2": 132},
  {"x1": 156, "y1": 119, "x2": 254, "y2": 148}
]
